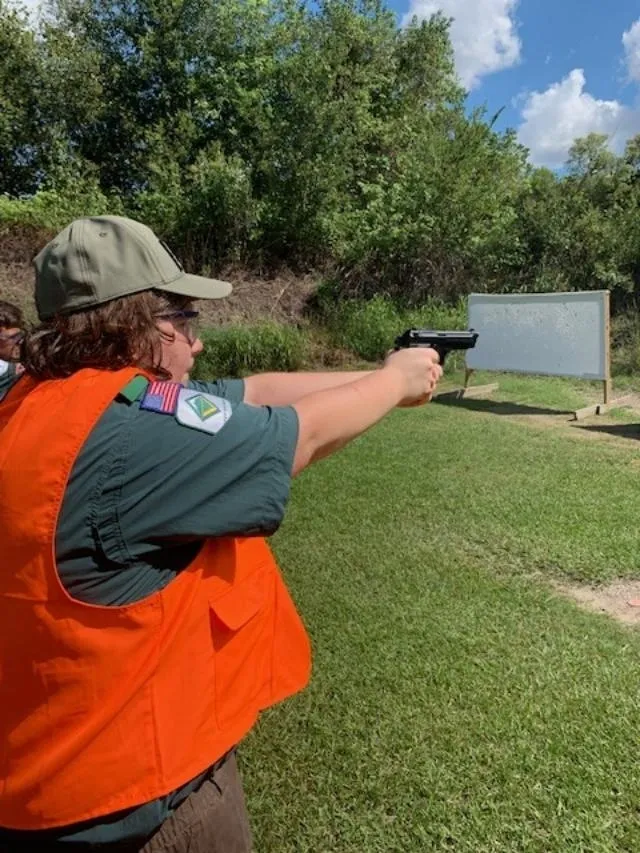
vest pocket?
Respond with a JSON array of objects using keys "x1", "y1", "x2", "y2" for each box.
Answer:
[{"x1": 209, "y1": 567, "x2": 273, "y2": 730}]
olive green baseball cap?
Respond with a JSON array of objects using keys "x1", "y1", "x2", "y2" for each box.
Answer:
[{"x1": 34, "y1": 215, "x2": 232, "y2": 320}]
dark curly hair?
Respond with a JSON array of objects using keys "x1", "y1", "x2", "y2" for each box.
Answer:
[
  {"x1": 0, "y1": 300, "x2": 24, "y2": 330},
  {"x1": 22, "y1": 290, "x2": 192, "y2": 380}
]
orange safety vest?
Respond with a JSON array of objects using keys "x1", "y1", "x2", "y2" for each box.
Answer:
[{"x1": 0, "y1": 367, "x2": 311, "y2": 829}]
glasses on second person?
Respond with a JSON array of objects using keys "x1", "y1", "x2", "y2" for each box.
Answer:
[{"x1": 157, "y1": 310, "x2": 200, "y2": 344}]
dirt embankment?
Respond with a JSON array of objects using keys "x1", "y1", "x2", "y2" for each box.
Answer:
[
  {"x1": 0, "y1": 225, "x2": 319, "y2": 325},
  {"x1": 0, "y1": 225, "x2": 53, "y2": 320}
]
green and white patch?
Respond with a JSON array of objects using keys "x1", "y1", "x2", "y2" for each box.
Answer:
[{"x1": 176, "y1": 388, "x2": 233, "y2": 434}]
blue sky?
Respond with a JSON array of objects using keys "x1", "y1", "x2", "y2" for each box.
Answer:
[{"x1": 396, "y1": 0, "x2": 640, "y2": 168}]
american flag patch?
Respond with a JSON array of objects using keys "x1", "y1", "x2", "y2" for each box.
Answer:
[{"x1": 139, "y1": 381, "x2": 181, "y2": 415}]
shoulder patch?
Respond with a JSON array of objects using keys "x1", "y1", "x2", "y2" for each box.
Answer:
[
  {"x1": 140, "y1": 380, "x2": 182, "y2": 415},
  {"x1": 119, "y1": 375, "x2": 149, "y2": 403},
  {"x1": 176, "y1": 388, "x2": 233, "y2": 435}
]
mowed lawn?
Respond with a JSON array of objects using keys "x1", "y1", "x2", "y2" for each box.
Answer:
[{"x1": 241, "y1": 376, "x2": 640, "y2": 853}]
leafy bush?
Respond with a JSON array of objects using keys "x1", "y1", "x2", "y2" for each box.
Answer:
[
  {"x1": 133, "y1": 146, "x2": 259, "y2": 271},
  {"x1": 323, "y1": 296, "x2": 401, "y2": 362},
  {"x1": 611, "y1": 311, "x2": 640, "y2": 376},
  {"x1": 322, "y1": 294, "x2": 467, "y2": 362},
  {"x1": 404, "y1": 298, "x2": 468, "y2": 333},
  {"x1": 193, "y1": 322, "x2": 308, "y2": 379},
  {"x1": 0, "y1": 182, "x2": 123, "y2": 231}
]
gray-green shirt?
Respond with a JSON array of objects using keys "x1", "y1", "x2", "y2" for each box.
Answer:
[
  {"x1": 0, "y1": 359, "x2": 19, "y2": 401},
  {"x1": 0, "y1": 373, "x2": 299, "y2": 847},
  {"x1": 58, "y1": 376, "x2": 298, "y2": 607}
]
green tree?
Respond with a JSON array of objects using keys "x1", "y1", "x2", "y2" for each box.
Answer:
[{"x1": 0, "y1": 1, "x2": 46, "y2": 195}]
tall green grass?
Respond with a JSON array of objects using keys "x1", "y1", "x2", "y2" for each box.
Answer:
[
  {"x1": 322, "y1": 295, "x2": 468, "y2": 362},
  {"x1": 191, "y1": 297, "x2": 467, "y2": 378},
  {"x1": 192, "y1": 322, "x2": 308, "y2": 378},
  {"x1": 191, "y1": 303, "x2": 640, "y2": 380},
  {"x1": 611, "y1": 311, "x2": 640, "y2": 376}
]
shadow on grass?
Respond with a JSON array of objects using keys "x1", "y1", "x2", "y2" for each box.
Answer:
[
  {"x1": 573, "y1": 422, "x2": 640, "y2": 441},
  {"x1": 433, "y1": 393, "x2": 574, "y2": 417}
]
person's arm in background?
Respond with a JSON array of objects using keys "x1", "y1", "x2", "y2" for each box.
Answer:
[
  {"x1": 244, "y1": 371, "x2": 373, "y2": 406},
  {"x1": 291, "y1": 347, "x2": 441, "y2": 475}
]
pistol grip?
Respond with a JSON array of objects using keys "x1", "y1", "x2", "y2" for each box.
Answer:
[{"x1": 433, "y1": 346, "x2": 447, "y2": 367}]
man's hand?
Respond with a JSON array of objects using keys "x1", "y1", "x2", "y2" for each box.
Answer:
[{"x1": 383, "y1": 347, "x2": 442, "y2": 407}]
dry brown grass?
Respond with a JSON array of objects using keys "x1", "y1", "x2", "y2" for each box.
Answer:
[
  {"x1": 0, "y1": 225, "x2": 55, "y2": 321},
  {"x1": 0, "y1": 226, "x2": 321, "y2": 326}
]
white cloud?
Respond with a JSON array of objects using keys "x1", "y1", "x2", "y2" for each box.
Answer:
[
  {"x1": 516, "y1": 19, "x2": 640, "y2": 168},
  {"x1": 402, "y1": 0, "x2": 521, "y2": 90},
  {"x1": 623, "y1": 19, "x2": 640, "y2": 83},
  {"x1": 517, "y1": 69, "x2": 640, "y2": 168}
]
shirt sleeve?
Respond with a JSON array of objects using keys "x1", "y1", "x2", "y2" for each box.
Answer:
[
  {"x1": 94, "y1": 394, "x2": 299, "y2": 563},
  {"x1": 0, "y1": 362, "x2": 19, "y2": 402},
  {"x1": 186, "y1": 378, "x2": 245, "y2": 404}
]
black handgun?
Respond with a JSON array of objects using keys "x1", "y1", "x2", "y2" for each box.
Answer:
[{"x1": 394, "y1": 329, "x2": 479, "y2": 366}]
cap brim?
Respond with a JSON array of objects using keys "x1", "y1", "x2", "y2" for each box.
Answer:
[{"x1": 158, "y1": 272, "x2": 232, "y2": 300}]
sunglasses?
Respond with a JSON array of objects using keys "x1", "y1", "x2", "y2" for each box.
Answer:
[
  {"x1": 157, "y1": 310, "x2": 200, "y2": 344},
  {"x1": 0, "y1": 331, "x2": 24, "y2": 342}
]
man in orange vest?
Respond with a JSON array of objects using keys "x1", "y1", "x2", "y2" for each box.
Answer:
[{"x1": 0, "y1": 216, "x2": 442, "y2": 852}]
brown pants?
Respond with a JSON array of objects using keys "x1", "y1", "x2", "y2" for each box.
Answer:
[
  {"x1": 0, "y1": 754, "x2": 253, "y2": 853},
  {"x1": 139, "y1": 753, "x2": 253, "y2": 853}
]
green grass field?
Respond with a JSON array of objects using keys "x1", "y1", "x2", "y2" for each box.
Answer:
[{"x1": 241, "y1": 375, "x2": 640, "y2": 852}]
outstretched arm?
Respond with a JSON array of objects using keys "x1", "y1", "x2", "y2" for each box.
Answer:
[
  {"x1": 291, "y1": 350, "x2": 442, "y2": 476},
  {"x1": 243, "y1": 371, "x2": 373, "y2": 407}
]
